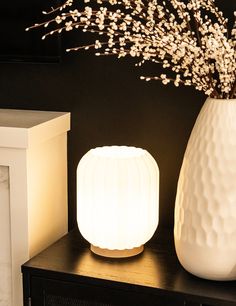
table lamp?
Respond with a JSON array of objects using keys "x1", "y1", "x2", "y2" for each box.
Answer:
[{"x1": 77, "y1": 145, "x2": 159, "y2": 258}]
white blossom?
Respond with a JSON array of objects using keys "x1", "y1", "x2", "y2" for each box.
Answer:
[
  {"x1": 28, "y1": 0, "x2": 236, "y2": 98},
  {"x1": 65, "y1": 21, "x2": 73, "y2": 31}
]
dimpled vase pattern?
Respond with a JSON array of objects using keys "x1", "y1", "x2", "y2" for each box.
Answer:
[{"x1": 174, "y1": 98, "x2": 236, "y2": 281}]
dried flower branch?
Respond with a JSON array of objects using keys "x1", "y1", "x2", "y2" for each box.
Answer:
[{"x1": 26, "y1": 0, "x2": 236, "y2": 99}]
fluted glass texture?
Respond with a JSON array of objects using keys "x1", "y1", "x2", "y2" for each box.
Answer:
[
  {"x1": 175, "y1": 98, "x2": 236, "y2": 281},
  {"x1": 77, "y1": 146, "x2": 159, "y2": 250}
]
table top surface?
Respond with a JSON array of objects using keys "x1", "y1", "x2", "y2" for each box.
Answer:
[{"x1": 22, "y1": 228, "x2": 236, "y2": 306}]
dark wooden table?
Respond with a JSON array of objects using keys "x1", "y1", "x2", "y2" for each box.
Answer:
[{"x1": 21, "y1": 228, "x2": 236, "y2": 306}]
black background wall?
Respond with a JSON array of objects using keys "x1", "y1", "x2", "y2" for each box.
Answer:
[{"x1": 0, "y1": 1, "x2": 234, "y2": 236}]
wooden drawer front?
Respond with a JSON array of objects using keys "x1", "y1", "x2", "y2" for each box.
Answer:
[
  {"x1": 45, "y1": 294, "x2": 115, "y2": 306},
  {"x1": 30, "y1": 276, "x2": 184, "y2": 306}
]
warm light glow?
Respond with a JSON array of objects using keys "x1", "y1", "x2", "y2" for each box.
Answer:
[{"x1": 77, "y1": 145, "x2": 159, "y2": 257}]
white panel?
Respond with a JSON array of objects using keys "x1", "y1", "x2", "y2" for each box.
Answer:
[
  {"x1": 0, "y1": 109, "x2": 70, "y2": 306},
  {"x1": 0, "y1": 166, "x2": 11, "y2": 306}
]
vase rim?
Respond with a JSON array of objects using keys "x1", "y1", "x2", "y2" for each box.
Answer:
[{"x1": 206, "y1": 97, "x2": 236, "y2": 102}]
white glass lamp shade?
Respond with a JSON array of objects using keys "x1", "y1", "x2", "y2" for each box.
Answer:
[{"x1": 77, "y1": 146, "x2": 159, "y2": 258}]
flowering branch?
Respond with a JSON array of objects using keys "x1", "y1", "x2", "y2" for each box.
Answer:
[
  {"x1": 26, "y1": 0, "x2": 236, "y2": 99},
  {"x1": 230, "y1": 80, "x2": 236, "y2": 98}
]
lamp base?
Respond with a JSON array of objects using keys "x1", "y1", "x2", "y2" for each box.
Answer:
[{"x1": 90, "y1": 244, "x2": 144, "y2": 258}]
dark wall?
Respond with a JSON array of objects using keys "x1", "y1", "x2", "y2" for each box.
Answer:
[{"x1": 0, "y1": 1, "x2": 234, "y2": 236}]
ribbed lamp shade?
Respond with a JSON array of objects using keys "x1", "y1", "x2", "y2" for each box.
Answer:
[{"x1": 77, "y1": 146, "x2": 159, "y2": 258}]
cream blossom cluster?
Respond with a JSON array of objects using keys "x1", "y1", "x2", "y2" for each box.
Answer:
[{"x1": 26, "y1": 0, "x2": 236, "y2": 99}]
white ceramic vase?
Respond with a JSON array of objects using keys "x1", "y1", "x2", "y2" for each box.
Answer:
[{"x1": 174, "y1": 97, "x2": 236, "y2": 281}]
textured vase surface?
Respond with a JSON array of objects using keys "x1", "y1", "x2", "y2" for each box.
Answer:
[{"x1": 174, "y1": 98, "x2": 236, "y2": 281}]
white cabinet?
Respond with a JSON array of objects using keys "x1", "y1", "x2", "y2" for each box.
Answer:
[
  {"x1": 0, "y1": 109, "x2": 70, "y2": 306},
  {"x1": 0, "y1": 166, "x2": 11, "y2": 306}
]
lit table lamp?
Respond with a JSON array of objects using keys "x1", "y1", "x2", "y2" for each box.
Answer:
[{"x1": 77, "y1": 146, "x2": 159, "y2": 258}]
